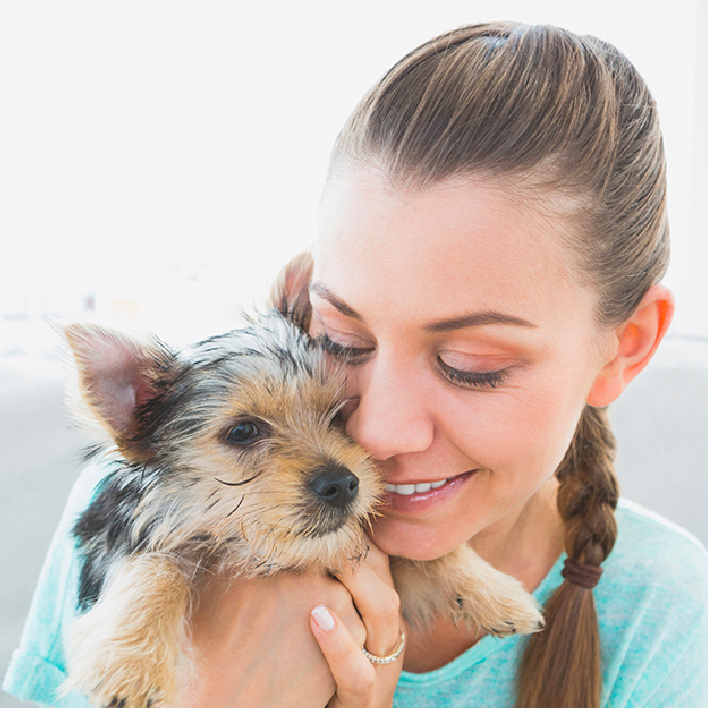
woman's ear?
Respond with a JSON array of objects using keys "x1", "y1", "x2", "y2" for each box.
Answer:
[{"x1": 587, "y1": 284, "x2": 674, "y2": 407}]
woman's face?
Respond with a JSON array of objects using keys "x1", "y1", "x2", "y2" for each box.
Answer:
[{"x1": 310, "y1": 170, "x2": 613, "y2": 561}]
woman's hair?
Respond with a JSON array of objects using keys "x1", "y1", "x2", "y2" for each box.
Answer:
[{"x1": 326, "y1": 22, "x2": 669, "y2": 708}]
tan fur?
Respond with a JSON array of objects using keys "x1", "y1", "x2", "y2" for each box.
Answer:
[
  {"x1": 60, "y1": 312, "x2": 542, "y2": 708},
  {"x1": 63, "y1": 554, "x2": 190, "y2": 708},
  {"x1": 393, "y1": 546, "x2": 542, "y2": 635}
]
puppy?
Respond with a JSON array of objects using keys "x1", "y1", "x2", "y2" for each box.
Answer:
[{"x1": 60, "y1": 272, "x2": 542, "y2": 707}]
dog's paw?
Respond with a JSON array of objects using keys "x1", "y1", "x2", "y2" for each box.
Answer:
[
  {"x1": 64, "y1": 659, "x2": 170, "y2": 708},
  {"x1": 63, "y1": 613, "x2": 177, "y2": 708},
  {"x1": 63, "y1": 666, "x2": 169, "y2": 708},
  {"x1": 450, "y1": 572, "x2": 544, "y2": 637},
  {"x1": 104, "y1": 696, "x2": 161, "y2": 708}
]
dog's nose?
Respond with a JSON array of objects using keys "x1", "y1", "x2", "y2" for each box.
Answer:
[{"x1": 310, "y1": 465, "x2": 360, "y2": 510}]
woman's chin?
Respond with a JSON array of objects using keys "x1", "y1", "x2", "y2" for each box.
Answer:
[{"x1": 370, "y1": 516, "x2": 465, "y2": 561}]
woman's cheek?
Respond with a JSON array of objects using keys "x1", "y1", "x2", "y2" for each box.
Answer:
[
  {"x1": 463, "y1": 384, "x2": 580, "y2": 485},
  {"x1": 504, "y1": 386, "x2": 585, "y2": 483}
]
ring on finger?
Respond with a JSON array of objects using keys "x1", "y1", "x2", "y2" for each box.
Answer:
[{"x1": 362, "y1": 630, "x2": 406, "y2": 665}]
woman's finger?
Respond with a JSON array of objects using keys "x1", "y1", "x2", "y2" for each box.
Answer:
[
  {"x1": 336, "y1": 540, "x2": 402, "y2": 658},
  {"x1": 310, "y1": 604, "x2": 400, "y2": 708}
]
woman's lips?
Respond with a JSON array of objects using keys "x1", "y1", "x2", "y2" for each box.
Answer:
[{"x1": 381, "y1": 470, "x2": 476, "y2": 512}]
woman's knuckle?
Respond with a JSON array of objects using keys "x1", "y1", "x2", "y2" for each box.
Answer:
[
  {"x1": 377, "y1": 587, "x2": 401, "y2": 623},
  {"x1": 324, "y1": 586, "x2": 353, "y2": 614},
  {"x1": 354, "y1": 669, "x2": 376, "y2": 696},
  {"x1": 334, "y1": 641, "x2": 355, "y2": 664}
]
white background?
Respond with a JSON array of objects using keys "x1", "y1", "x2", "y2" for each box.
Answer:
[
  {"x1": 1, "y1": 0, "x2": 705, "y2": 349},
  {"x1": 1, "y1": 7, "x2": 706, "y2": 703}
]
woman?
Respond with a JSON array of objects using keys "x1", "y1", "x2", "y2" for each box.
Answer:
[{"x1": 5, "y1": 21, "x2": 708, "y2": 708}]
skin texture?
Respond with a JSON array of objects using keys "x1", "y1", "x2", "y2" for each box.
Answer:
[{"x1": 184, "y1": 169, "x2": 673, "y2": 706}]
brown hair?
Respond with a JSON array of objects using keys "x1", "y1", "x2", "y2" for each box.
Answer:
[{"x1": 326, "y1": 22, "x2": 669, "y2": 708}]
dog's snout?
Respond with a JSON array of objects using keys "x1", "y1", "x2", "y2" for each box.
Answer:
[{"x1": 310, "y1": 465, "x2": 360, "y2": 510}]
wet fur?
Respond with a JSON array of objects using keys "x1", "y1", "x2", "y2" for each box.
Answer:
[{"x1": 60, "y1": 312, "x2": 542, "y2": 708}]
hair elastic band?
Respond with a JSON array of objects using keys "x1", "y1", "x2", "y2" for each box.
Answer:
[{"x1": 562, "y1": 558, "x2": 603, "y2": 589}]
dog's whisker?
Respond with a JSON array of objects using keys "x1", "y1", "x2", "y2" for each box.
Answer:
[
  {"x1": 213, "y1": 471, "x2": 263, "y2": 487},
  {"x1": 225, "y1": 497, "x2": 245, "y2": 518}
]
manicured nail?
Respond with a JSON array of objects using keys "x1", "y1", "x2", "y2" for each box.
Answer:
[{"x1": 311, "y1": 604, "x2": 336, "y2": 632}]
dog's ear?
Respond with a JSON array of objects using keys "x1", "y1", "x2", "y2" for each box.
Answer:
[
  {"x1": 59, "y1": 321, "x2": 177, "y2": 458},
  {"x1": 268, "y1": 252, "x2": 313, "y2": 333}
]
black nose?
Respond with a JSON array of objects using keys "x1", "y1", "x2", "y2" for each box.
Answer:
[{"x1": 310, "y1": 465, "x2": 360, "y2": 510}]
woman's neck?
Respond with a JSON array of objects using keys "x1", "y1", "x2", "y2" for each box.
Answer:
[
  {"x1": 402, "y1": 477, "x2": 564, "y2": 673},
  {"x1": 469, "y1": 476, "x2": 564, "y2": 592}
]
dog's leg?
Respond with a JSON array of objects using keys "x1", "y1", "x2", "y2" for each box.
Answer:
[
  {"x1": 391, "y1": 545, "x2": 544, "y2": 637},
  {"x1": 63, "y1": 552, "x2": 190, "y2": 708}
]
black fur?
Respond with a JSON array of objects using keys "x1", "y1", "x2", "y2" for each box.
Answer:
[{"x1": 73, "y1": 470, "x2": 158, "y2": 610}]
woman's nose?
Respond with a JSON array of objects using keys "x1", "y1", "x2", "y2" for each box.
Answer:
[{"x1": 344, "y1": 359, "x2": 434, "y2": 461}]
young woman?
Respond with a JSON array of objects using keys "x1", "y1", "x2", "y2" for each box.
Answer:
[{"x1": 5, "y1": 21, "x2": 708, "y2": 708}]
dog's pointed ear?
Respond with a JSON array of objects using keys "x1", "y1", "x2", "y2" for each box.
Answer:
[
  {"x1": 60, "y1": 321, "x2": 177, "y2": 457},
  {"x1": 268, "y1": 252, "x2": 313, "y2": 333}
]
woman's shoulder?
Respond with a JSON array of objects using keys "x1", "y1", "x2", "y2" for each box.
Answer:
[
  {"x1": 596, "y1": 498, "x2": 708, "y2": 706},
  {"x1": 600, "y1": 497, "x2": 708, "y2": 609},
  {"x1": 609, "y1": 497, "x2": 708, "y2": 584}
]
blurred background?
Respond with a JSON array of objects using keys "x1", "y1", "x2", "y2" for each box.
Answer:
[{"x1": 1, "y1": 1, "x2": 706, "y2": 706}]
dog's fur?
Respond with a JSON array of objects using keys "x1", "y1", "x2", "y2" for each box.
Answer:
[{"x1": 60, "y1": 260, "x2": 542, "y2": 708}]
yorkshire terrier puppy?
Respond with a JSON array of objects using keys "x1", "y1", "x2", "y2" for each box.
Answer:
[{"x1": 60, "y1": 264, "x2": 542, "y2": 708}]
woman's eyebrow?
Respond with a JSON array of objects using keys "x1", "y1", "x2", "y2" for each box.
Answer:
[
  {"x1": 309, "y1": 282, "x2": 362, "y2": 320},
  {"x1": 424, "y1": 312, "x2": 538, "y2": 332},
  {"x1": 309, "y1": 282, "x2": 537, "y2": 330}
]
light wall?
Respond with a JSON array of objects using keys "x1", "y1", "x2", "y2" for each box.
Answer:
[{"x1": 0, "y1": 0, "x2": 703, "y2": 347}]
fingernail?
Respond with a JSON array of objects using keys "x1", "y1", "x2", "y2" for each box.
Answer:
[{"x1": 311, "y1": 604, "x2": 336, "y2": 632}]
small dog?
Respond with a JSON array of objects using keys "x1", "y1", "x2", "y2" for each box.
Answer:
[{"x1": 59, "y1": 272, "x2": 542, "y2": 707}]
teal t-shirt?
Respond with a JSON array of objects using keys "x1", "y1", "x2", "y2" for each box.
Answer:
[{"x1": 4, "y1": 463, "x2": 708, "y2": 707}]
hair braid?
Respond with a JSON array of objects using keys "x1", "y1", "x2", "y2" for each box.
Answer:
[
  {"x1": 517, "y1": 405, "x2": 619, "y2": 708},
  {"x1": 557, "y1": 405, "x2": 619, "y2": 565}
]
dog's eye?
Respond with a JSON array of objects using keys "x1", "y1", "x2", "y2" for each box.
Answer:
[{"x1": 225, "y1": 422, "x2": 260, "y2": 445}]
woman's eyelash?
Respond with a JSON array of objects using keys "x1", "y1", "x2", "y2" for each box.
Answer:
[
  {"x1": 314, "y1": 334, "x2": 373, "y2": 362},
  {"x1": 437, "y1": 357, "x2": 508, "y2": 389},
  {"x1": 315, "y1": 335, "x2": 508, "y2": 388}
]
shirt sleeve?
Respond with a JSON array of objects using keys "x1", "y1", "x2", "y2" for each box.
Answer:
[
  {"x1": 624, "y1": 581, "x2": 708, "y2": 707},
  {"x1": 3, "y1": 464, "x2": 106, "y2": 708},
  {"x1": 642, "y1": 615, "x2": 708, "y2": 708},
  {"x1": 601, "y1": 514, "x2": 708, "y2": 708}
]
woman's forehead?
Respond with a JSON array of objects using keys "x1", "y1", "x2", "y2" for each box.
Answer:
[{"x1": 317, "y1": 172, "x2": 579, "y2": 289}]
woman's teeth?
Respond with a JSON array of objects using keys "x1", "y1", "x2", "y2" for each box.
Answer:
[{"x1": 384, "y1": 479, "x2": 448, "y2": 495}]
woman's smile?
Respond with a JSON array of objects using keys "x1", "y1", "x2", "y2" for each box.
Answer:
[{"x1": 382, "y1": 470, "x2": 477, "y2": 513}]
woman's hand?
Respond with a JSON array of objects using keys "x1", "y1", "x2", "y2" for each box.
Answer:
[
  {"x1": 310, "y1": 542, "x2": 404, "y2": 708},
  {"x1": 184, "y1": 570, "x2": 365, "y2": 708},
  {"x1": 183, "y1": 540, "x2": 404, "y2": 708}
]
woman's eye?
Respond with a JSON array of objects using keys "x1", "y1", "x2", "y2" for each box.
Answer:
[
  {"x1": 315, "y1": 334, "x2": 373, "y2": 364},
  {"x1": 437, "y1": 356, "x2": 509, "y2": 389}
]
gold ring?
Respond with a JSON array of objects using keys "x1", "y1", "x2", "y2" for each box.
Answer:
[{"x1": 361, "y1": 630, "x2": 406, "y2": 665}]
